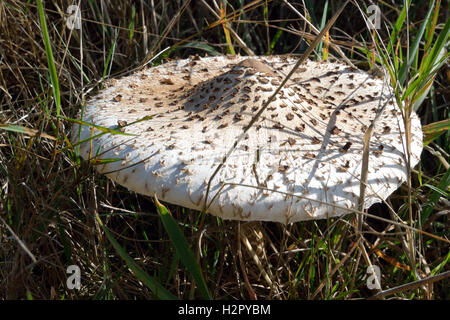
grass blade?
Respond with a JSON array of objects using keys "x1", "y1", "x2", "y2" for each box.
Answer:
[
  {"x1": 421, "y1": 168, "x2": 450, "y2": 225},
  {"x1": 423, "y1": 119, "x2": 450, "y2": 145},
  {"x1": 95, "y1": 214, "x2": 177, "y2": 300},
  {"x1": 398, "y1": 1, "x2": 434, "y2": 84},
  {"x1": 0, "y1": 124, "x2": 56, "y2": 140},
  {"x1": 179, "y1": 42, "x2": 220, "y2": 56},
  {"x1": 64, "y1": 117, "x2": 143, "y2": 136},
  {"x1": 36, "y1": 0, "x2": 61, "y2": 117},
  {"x1": 154, "y1": 196, "x2": 211, "y2": 300},
  {"x1": 220, "y1": 1, "x2": 236, "y2": 55}
]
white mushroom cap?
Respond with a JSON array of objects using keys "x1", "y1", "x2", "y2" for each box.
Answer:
[{"x1": 72, "y1": 55, "x2": 423, "y2": 223}]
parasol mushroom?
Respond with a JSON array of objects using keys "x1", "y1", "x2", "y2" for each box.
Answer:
[{"x1": 72, "y1": 55, "x2": 423, "y2": 224}]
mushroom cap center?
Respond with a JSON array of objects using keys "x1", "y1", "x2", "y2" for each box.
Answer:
[{"x1": 181, "y1": 58, "x2": 284, "y2": 119}]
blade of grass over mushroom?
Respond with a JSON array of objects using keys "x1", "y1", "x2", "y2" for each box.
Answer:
[
  {"x1": 357, "y1": 88, "x2": 389, "y2": 230},
  {"x1": 66, "y1": 116, "x2": 151, "y2": 136},
  {"x1": 95, "y1": 213, "x2": 177, "y2": 300},
  {"x1": 202, "y1": 0, "x2": 351, "y2": 212},
  {"x1": 357, "y1": 123, "x2": 374, "y2": 231},
  {"x1": 62, "y1": 117, "x2": 137, "y2": 153},
  {"x1": 36, "y1": 0, "x2": 61, "y2": 117},
  {"x1": 67, "y1": 115, "x2": 153, "y2": 159},
  {"x1": 90, "y1": 158, "x2": 123, "y2": 166},
  {"x1": 154, "y1": 197, "x2": 211, "y2": 300}
]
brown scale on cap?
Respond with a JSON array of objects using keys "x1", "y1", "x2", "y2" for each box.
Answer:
[
  {"x1": 295, "y1": 124, "x2": 305, "y2": 132},
  {"x1": 73, "y1": 55, "x2": 423, "y2": 223}
]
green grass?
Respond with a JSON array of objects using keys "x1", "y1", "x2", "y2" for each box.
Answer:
[
  {"x1": 36, "y1": 0, "x2": 61, "y2": 117},
  {"x1": 0, "y1": 0, "x2": 448, "y2": 300}
]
